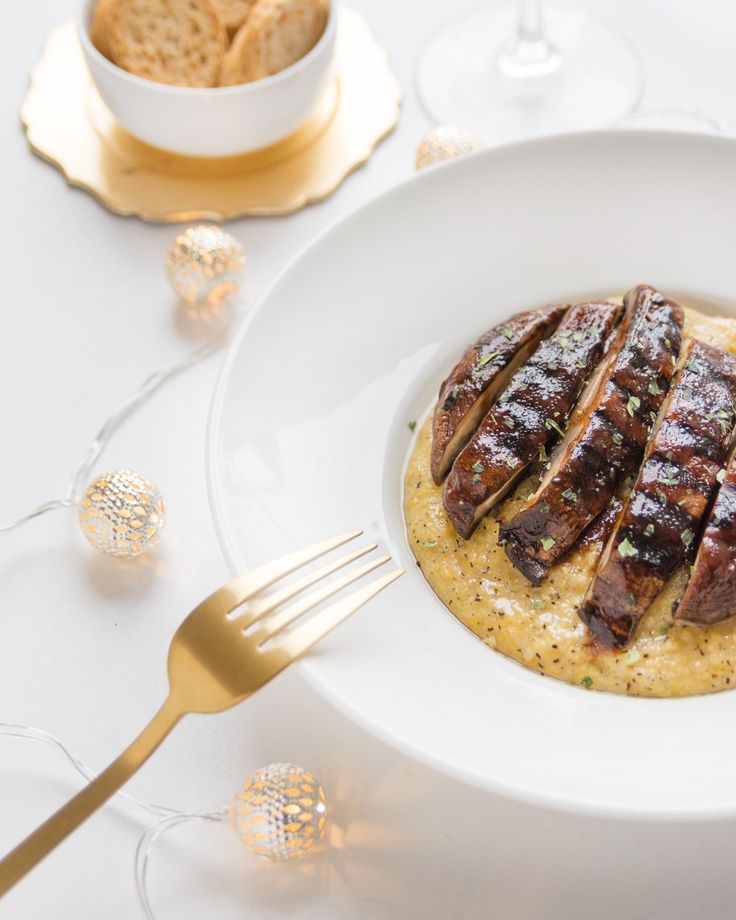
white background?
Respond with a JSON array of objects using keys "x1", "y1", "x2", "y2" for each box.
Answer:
[{"x1": 2, "y1": 1, "x2": 736, "y2": 917}]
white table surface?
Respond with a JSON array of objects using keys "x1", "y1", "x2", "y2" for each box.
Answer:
[{"x1": 3, "y1": 1, "x2": 736, "y2": 917}]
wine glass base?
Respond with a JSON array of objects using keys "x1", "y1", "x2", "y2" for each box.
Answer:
[{"x1": 416, "y1": 5, "x2": 643, "y2": 144}]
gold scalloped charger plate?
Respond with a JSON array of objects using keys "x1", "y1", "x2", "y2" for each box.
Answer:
[{"x1": 20, "y1": 11, "x2": 401, "y2": 222}]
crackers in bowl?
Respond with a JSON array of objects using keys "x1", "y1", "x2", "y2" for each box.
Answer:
[{"x1": 90, "y1": 0, "x2": 330, "y2": 87}]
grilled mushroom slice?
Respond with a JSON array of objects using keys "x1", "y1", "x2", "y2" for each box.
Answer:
[
  {"x1": 443, "y1": 300, "x2": 622, "y2": 539},
  {"x1": 579, "y1": 340, "x2": 736, "y2": 649},
  {"x1": 431, "y1": 304, "x2": 567, "y2": 484},
  {"x1": 500, "y1": 285, "x2": 684, "y2": 586},
  {"x1": 674, "y1": 447, "x2": 736, "y2": 625}
]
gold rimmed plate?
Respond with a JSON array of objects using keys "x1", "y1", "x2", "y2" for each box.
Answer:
[{"x1": 21, "y1": 11, "x2": 401, "y2": 222}]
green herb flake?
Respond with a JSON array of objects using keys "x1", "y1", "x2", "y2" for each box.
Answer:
[
  {"x1": 580, "y1": 675, "x2": 593, "y2": 689},
  {"x1": 424, "y1": 540, "x2": 438, "y2": 548},
  {"x1": 572, "y1": 332, "x2": 584, "y2": 342},
  {"x1": 501, "y1": 327, "x2": 514, "y2": 340},
  {"x1": 626, "y1": 649, "x2": 641, "y2": 665},
  {"x1": 681, "y1": 386, "x2": 693, "y2": 401},
  {"x1": 664, "y1": 337, "x2": 672, "y2": 349},
  {"x1": 450, "y1": 386, "x2": 460, "y2": 400},
  {"x1": 659, "y1": 624, "x2": 670, "y2": 637},
  {"x1": 478, "y1": 351, "x2": 499, "y2": 367},
  {"x1": 545, "y1": 418, "x2": 566, "y2": 438},
  {"x1": 681, "y1": 529, "x2": 695, "y2": 548},
  {"x1": 575, "y1": 359, "x2": 587, "y2": 369},
  {"x1": 559, "y1": 330, "x2": 573, "y2": 338},
  {"x1": 540, "y1": 536, "x2": 556, "y2": 551},
  {"x1": 650, "y1": 411, "x2": 658, "y2": 425},
  {"x1": 472, "y1": 473, "x2": 481, "y2": 485},
  {"x1": 685, "y1": 358, "x2": 699, "y2": 373},
  {"x1": 538, "y1": 444, "x2": 548, "y2": 462},
  {"x1": 472, "y1": 460, "x2": 485, "y2": 473},
  {"x1": 626, "y1": 395, "x2": 641, "y2": 417},
  {"x1": 660, "y1": 464, "x2": 678, "y2": 486},
  {"x1": 717, "y1": 468, "x2": 727, "y2": 484},
  {"x1": 506, "y1": 458, "x2": 517, "y2": 469},
  {"x1": 612, "y1": 432, "x2": 624, "y2": 446},
  {"x1": 626, "y1": 593, "x2": 636, "y2": 606},
  {"x1": 562, "y1": 489, "x2": 578, "y2": 503},
  {"x1": 407, "y1": 420, "x2": 417, "y2": 432},
  {"x1": 531, "y1": 598, "x2": 544, "y2": 610},
  {"x1": 559, "y1": 339, "x2": 574, "y2": 351},
  {"x1": 690, "y1": 564, "x2": 696, "y2": 576},
  {"x1": 503, "y1": 416, "x2": 515, "y2": 430},
  {"x1": 644, "y1": 523, "x2": 655, "y2": 537},
  {"x1": 648, "y1": 380, "x2": 661, "y2": 396},
  {"x1": 618, "y1": 537, "x2": 638, "y2": 558}
]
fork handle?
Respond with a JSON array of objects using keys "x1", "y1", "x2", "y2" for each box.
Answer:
[{"x1": 0, "y1": 695, "x2": 183, "y2": 898}]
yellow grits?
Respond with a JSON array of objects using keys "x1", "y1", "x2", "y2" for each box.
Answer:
[{"x1": 404, "y1": 307, "x2": 736, "y2": 697}]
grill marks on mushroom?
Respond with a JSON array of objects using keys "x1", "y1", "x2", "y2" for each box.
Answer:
[
  {"x1": 674, "y1": 447, "x2": 736, "y2": 625},
  {"x1": 499, "y1": 285, "x2": 684, "y2": 586},
  {"x1": 578, "y1": 340, "x2": 736, "y2": 648},
  {"x1": 442, "y1": 301, "x2": 623, "y2": 539},
  {"x1": 431, "y1": 303, "x2": 568, "y2": 485}
]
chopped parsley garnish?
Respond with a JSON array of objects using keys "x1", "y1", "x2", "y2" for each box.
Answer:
[
  {"x1": 659, "y1": 464, "x2": 678, "y2": 485},
  {"x1": 626, "y1": 649, "x2": 641, "y2": 665},
  {"x1": 626, "y1": 395, "x2": 641, "y2": 417},
  {"x1": 648, "y1": 380, "x2": 661, "y2": 396},
  {"x1": 540, "y1": 536, "x2": 556, "y2": 551},
  {"x1": 644, "y1": 523, "x2": 655, "y2": 537},
  {"x1": 650, "y1": 411, "x2": 658, "y2": 425},
  {"x1": 478, "y1": 351, "x2": 499, "y2": 367},
  {"x1": 559, "y1": 330, "x2": 573, "y2": 338},
  {"x1": 618, "y1": 537, "x2": 638, "y2": 558},
  {"x1": 681, "y1": 529, "x2": 695, "y2": 548},
  {"x1": 503, "y1": 416, "x2": 515, "y2": 429},
  {"x1": 681, "y1": 386, "x2": 693, "y2": 401},
  {"x1": 558, "y1": 339, "x2": 574, "y2": 351},
  {"x1": 472, "y1": 460, "x2": 485, "y2": 473},
  {"x1": 531, "y1": 598, "x2": 544, "y2": 610},
  {"x1": 626, "y1": 593, "x2": 636, "y2": 606},
  {"x1": 575, "y1": 359, "x2": 587, "y2": 369},
  {"x1": 501, "y1": 327, "x2": 514, "y2": 340},
  {"x1": 612, "y1": 432, "x2": 624, "y2": 446},
  {"x1": 472, "y1": 473, "x2": 481, "y2": 485},
  {"x1": 717, "y1": 468, "x2": 727, "y2": 484},
  {"x1": 545, "y1": 418, "x2": 565, "y2": 438},
  {"x1": 408, "y1": 420, "x2": 417, "y2": 432},
  {"x1": 562, "y1": 489, "x2": 578, "y2": 503},
  {"x1": 506, "y1": 458, "x2": 516, "y2": 469},
  {"x1": 659, "y1": 624, "x2": 670, "y2": 636},
  {"x1": 664, "y1": 337, "x2": 672, "y2": 349},
  {"x1": 538, "y1": 444, "x2": 547, "y2": 462},
  {"x1": 685, "y1": 358, "x2": 699, "y2": 372},
  {"x1": 450, "y1": 385, "x2": 460, "y2": 400},
  {"x1": 424, "y1": 540, "x2": 438, "y2": 548},
  {"x1": 572, "y1": 332, "x2": 584, "y2": 342},
  {"x1": 580, "y1": 675, "x2": 593, "y2": 689}
]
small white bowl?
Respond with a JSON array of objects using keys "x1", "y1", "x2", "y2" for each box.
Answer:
[{"x1": 78, "y1": 0, "x2": 337, "y2": 157}]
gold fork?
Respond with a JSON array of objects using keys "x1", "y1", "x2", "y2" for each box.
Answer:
[{"x1": 0, "y1": 530, "x2": 402, "y2": 896}]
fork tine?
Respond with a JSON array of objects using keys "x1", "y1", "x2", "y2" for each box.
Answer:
[
  {"x1": 217, "y1": 530, "x2": 362, "y2": 615},
  {"x1": 265, "y1": 569, "x2": 404, "y2": 660},
  {"x1": 252, "y1": 555, "x2": 391, "y2": 644},
  {"x1": 234, "y1": 543, "x2": 378, "y2": 627}
]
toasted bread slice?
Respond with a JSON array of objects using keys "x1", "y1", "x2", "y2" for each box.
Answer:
[
  {"x1": 106, "y1": 0, "x2": 227, "y2": 87},
  {"x1": 211, "y1": 0, "x2": 255, "y2": 35},
  {"x1": 220, "y1": 0, "x2": 328, "y2": 85}
]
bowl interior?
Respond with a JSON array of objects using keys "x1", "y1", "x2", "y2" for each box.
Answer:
[
  {"x1": 77, "y1": 0, "x2": 336, "y2": 95},
  {"x1": 208, "y1": 131, "x2": 736, "y2": 819}
]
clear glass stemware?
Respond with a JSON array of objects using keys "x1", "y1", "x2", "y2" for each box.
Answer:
[{"x1": 416, "y1": 0, "x2": 643, "y2": 144}]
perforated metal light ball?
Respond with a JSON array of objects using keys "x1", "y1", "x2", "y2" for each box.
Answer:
[
  {"x1": 232, "y1": 763, "x2": 327, "y2": 861},
  {"x1": 415, "y1": 124, "x2": 482, "y2": 170},
  {"x1": 78, "y1": 470, "x2": 165, "y2": 558},
  {"x1": 166, "y1": 225, "x2": 246, "y2": 306}
]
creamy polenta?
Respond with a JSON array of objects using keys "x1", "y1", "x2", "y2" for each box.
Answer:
[{"x1": 404, "y1": 307, "x2": 736, "y2": 697}]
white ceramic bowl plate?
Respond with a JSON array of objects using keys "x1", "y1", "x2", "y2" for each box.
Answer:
[
  {"x1": 78, "y1": 0, "x2": 336, "y2": 156},
  {"x1": 209, "y1": 131, "x2": 736, "y2": 820}
]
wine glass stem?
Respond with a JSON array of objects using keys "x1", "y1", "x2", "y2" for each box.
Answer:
[{"x1": 498, "y1": 0, "x2": 562, "y2": 78}]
